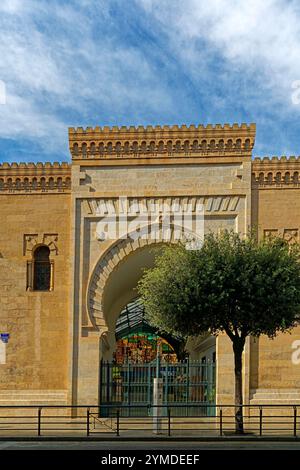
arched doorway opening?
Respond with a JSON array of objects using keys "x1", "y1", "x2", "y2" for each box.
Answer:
[
  {"x1": 114, "y1": 297, "x2": 184, "y2": 365},
  {"x1": 88, "y1": 240, "x2": 216, "y2": 415}
]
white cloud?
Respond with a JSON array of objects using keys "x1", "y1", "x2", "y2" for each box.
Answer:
[
  {"x1": 140, "y1": 0, "x2": 300, "y2": 106},
  {"x1": 0, "y1": 0, "x2": 25, "y2": 13},
  {"x1": 0, "y1": 0, "x2": 175, "y2": 160}
]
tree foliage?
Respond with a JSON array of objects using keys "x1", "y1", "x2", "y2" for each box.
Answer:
[
  {"x1": 138, "y1": 231, "x2": 300, "y2": 433},
  {"x1": 138, "y1": 232, "x2": 300, "y2": 341}
]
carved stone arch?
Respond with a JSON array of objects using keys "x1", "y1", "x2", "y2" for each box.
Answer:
[
  {"x1": 131, "y1": 141, "x2": 139, "y2": 153},
  {"x1": 226, "y1": 139, "x2": 233, "y2": 149},
  {"x1": 123, "y1": 141, "x2": 130, "y2": 153},
  {"x1": 166, "y1": 140, "x2": 173, "y2": 153},
  {"x1": 183, "y1": 140, "x2": 190, "y2": 152},
  {"x1": 115, "y1": 141, "x2": 122, "y2": 154},
  {"x1": 157, "y1": 140, "x2": 164, "y2": 152},
  {"x1": 72, "y1": 142, "x2": 79, "y2": 156},
  {"x1": 174, "y1": 140, "x2": 181, "y2": 151},
  {"x1": 149, "y1": 141, "x2": 156, "y2": 152},
  {"x1": 23, "y1": 233, "x2": 59, "y2": 257},
  {"x1": 87, "y1": 223, "x2": 198, "y2": 331},
  {"x1": 218, "y1": 139, "x2": 224, "y2": 150},
  {"x1": 192, "y1": 139, "x2": 198, "y2": 150},
  {"x1": 106, "y1": 141, "x2": 113, "y2": 153},
  {"x1": 235, "y1": 138, "x2": 242, "y2": 149},
  {"x1": 244, "y1": 138, "x2": 251, "y2": 150},
  {"x1": 209, "y1": 139, "x2": 215, "y2": 150},
  {"x1": 98, "y1": 142, "x2": 105, "y2": 154},
  {"x1": 81, "y1": 142, "x2": 87, "y2": 157},
  {"x1": 140, "y1": 141, "x2": 147, "y2": 152},
  {"x1": 201, "y1": 139, "x2": 207, "y2": 150},
  {"x1": 90, "y1": 142, "x2": 96, "y2": 155}
]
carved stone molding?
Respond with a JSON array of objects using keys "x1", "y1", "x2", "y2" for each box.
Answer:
[
  {"x1": 43, "y1": 234, "x2": 59, "y2": 255},
  {"x1": 263, "y1": 228, "x2": 299, "y2": 244},
  {"x1": 283, "y1": 229, "x2": 299, "y2": 244},
  {"x1": 69, "y1": 123, "x2": 256, "y2": 160},
  {"x1": 23, "y1": 233, "x2": 59, "y2": 256},
  {"x1": 0, "y1": 162, "x2": 71, "y2": 193},
  {"x1": 23, "y1": 234, "x2": 39, "y2": 255},
  {"x1": 84, "y1": 196, "x2": 241, "y2": 217},
  {"x1": 252, "y1": 156, "x2": 300, "y2": 188}
]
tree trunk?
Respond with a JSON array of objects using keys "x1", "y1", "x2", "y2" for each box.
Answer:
[{"x1": 233, "y1": 341, "x2": 244, "y2": 434}]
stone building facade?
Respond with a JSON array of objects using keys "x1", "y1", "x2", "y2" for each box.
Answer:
[{"x1": 0, "y1": 122, "x2": 300, "y2": 407}]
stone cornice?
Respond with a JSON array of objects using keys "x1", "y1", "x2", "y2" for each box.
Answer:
[
  {"x1": 69, "y1": 122, "x2": 256, "y2": 161},
  {"x1": 252, "y1": 156, "x2": 300, "y2": 187},
  {"x1": 0, "y1": 162, "x2": 71, "y2": 193}
]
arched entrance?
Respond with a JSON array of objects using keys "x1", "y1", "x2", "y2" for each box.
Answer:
[{"x1": 85, "y1": 232, "x2": 216, "y2": 415}]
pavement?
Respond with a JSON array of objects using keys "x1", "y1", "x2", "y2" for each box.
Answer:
[{"x1": 1, "y1": 440, "x2": 300, "y2": 450}]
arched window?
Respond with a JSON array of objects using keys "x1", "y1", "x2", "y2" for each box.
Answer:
[{"x1": 33, "y1": 246, "x2": 51, "y2": 291}]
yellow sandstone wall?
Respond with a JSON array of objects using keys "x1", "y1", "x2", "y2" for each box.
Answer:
[
  {"x1": 0, "y1": 164, "x2": 71, "y2": 404},
  {"x1": 251, "y1": 157, "x2": 300, "y2": 402}
]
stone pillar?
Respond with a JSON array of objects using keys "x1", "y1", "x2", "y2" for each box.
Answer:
[{"x1": 76, "y1": 333, "x2": 101, "y2": 405}]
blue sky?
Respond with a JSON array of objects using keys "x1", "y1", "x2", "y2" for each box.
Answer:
[{"x1": 0, "y1": 0, "x2": 300, "y2": 162}]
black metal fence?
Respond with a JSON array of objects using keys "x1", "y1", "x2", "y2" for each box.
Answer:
[{"x1": 0, "y1": 404, "x2": 300, "y2": 438}]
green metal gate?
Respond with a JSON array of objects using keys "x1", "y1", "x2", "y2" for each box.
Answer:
[{"x1": 99, "y1": 360, "x2": 216, "y2": 417}]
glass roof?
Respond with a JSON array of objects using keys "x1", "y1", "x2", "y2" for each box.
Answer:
[
  {"x1": 115, "y1": 298, "x2": 184, "y2": 358},
  {"x1": 115, "y1": 297, "x2": 151, "y2": 339}
]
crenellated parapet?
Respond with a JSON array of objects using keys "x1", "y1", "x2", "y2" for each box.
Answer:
[
  {"x1": 0, "y1": 162, "x2": 71, "y2": 193},
  {"x1": 68, "y1": 123, "x2": 256, "y2": 161},
  {"x1": 252, "y1": 156, "x2": 300, "y2": 187}
]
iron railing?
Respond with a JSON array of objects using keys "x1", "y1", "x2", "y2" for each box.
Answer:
[{"x1": 0, "y1": 404, "x2": 299, "y2": 438}]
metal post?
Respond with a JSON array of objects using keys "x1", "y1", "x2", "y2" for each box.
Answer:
[
  {"x1": 219, "y1": 408, "x2": 223, "y2": 436},
  {"x1": 147, "y1": 362, "x2": 151, "y2": 406},
  {"x1": 87, "y1": 408, "x2": 90, "y2": 436},
  {"x1": 156, "y1": 339, "x2": 161, "y2": 379},
  {"x1": 168, "y1": 408, "x2": 171, "y2": 437},
  {"x1": 165, "y1": 359, "x2": 169, "y2": 406},
  {"x1": 106, "y1": 361, "x2": 110, "y2": 405},
  {"x1": 127, "y1": 362, "x2": 131, "y2": 417},
  {"x1": 116, "y1": 409, "x2": 120, "y2": 436},
  {"x1": 294, "y1": 406, "x2": 297, "y2": 437},
  {"x1": 259, "y1": 407, "x2": 263, "y2": 436},
  {"x1": 186, "y1": 358, "x2": 190, "y2": 417},
  {"x1": 99, "y1": 358, "x2": 103, "y2": 418},
  {"x1": 37, "y1": 407, "x2": 42, "y2": 437}
]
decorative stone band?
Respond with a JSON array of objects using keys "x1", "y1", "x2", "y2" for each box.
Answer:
[
  {"x1": 264, "y1": 228, "x2": 299, "y2": 244},
  {"x1": 84, "y1": 195, "x2": 241, "y2": 216},
  {"x1": 252, "y1": 156, "x2": 300, "y2": 187},
  {"x1": 69, "y1": 123, "x2": 256, "y2": 160},
  {"x1": 0, "y1": 162, "x2": 71, "y2": 193}
]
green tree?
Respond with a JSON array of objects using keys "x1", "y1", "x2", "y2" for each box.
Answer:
[{"x1": 138, "y1": 232, "x2": 300, "y2": 433}]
